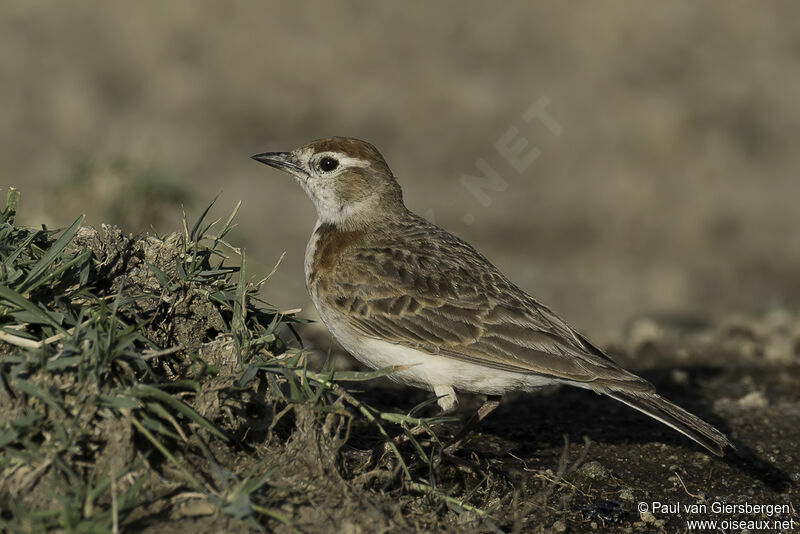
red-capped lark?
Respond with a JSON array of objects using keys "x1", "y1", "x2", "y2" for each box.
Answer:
[{"x1": 252, "y1": 136, "x2": 732, "y2": 456}]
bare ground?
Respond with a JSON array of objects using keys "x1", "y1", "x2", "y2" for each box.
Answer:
[
  {"x1": 320, "y1": 312, "x2": 800, "y2": 533},
  {"x1": 137, "y1": 307, "x2": 800, "y2": 533}
]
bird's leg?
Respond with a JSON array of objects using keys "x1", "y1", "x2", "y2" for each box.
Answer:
[
  {"x1": 443, "y1": 394, "x2": 502, "y2": 453},
  {"x1": 432, "y1": 385, "x2": 459, "y2": 414}
]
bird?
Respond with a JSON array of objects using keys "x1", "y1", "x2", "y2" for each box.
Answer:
[{"x1": 251, "y1": 136, "x2": 732, "y2": 456}]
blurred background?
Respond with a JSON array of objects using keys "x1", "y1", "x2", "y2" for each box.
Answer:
[{"x1": 2, "y1": 1, "x2": 799, "y2": 343}]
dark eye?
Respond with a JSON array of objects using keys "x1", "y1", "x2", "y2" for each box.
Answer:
[{"x1": 319, "y1": 157, "x2": 339, "y2": 172}]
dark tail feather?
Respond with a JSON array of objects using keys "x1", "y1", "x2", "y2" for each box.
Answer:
[{"x1": 603, "y1": 388, "x2": 733, "y2": 456}]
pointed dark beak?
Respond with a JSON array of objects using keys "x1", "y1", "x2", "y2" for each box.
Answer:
[{"x1": 251, "y1": 151, "x2": 304, "y2": 175}]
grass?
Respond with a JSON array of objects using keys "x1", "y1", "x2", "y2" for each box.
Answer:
[{"x1": 0, "y1": 187, "x2": 492, "y2": 533}]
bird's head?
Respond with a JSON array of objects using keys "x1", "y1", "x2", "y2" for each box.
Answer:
[{"x1": 252, "y1": 137, "x2": 405, "y2": 229}]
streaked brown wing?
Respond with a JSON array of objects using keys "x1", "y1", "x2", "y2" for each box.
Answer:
[{"x1": 322, "y1": 218, "x2": 653, "y2": 392}]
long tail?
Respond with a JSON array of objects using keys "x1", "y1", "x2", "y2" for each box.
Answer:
[{"x1": 603, "y1": 388, "x2": 733, "y2": 456}]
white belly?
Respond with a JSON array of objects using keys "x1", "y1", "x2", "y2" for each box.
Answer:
[{"x1": 332, "y1": 328, "x2": 558, "y2": 395}]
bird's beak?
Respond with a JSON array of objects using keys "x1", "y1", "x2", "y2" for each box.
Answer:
[{"x1": 251, "y1": 151, "x2": 305, "y2": 176}]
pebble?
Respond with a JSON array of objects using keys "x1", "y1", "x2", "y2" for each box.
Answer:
[
  {"x1": 737, "y1": 391, "x2": 768, "y2": 409},
  {"x1": 670, "y1": 369, "x2": 689, "y2": 385},
  {"x1": 578, "y1": 461, "x2": 609, "y2": 479},
  {"x1": 627, "y1": 318, "x2": 662, "y2": 350},
  {"x1": 765, "y1": 336, "x2": 794, "y2": 361},
  {"x1": 552, "y1": 520, "x2": 566, "y2": 532}
]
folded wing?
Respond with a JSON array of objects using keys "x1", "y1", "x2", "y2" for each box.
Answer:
[{"x1": 323, "y1": 217, "x2": 654, "y2": 393}]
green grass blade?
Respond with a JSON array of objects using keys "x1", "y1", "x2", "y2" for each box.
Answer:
[
  {"x1": 128, "y1": 384, "x2": 227, "y2": 440},
  {"x1": 189, "y1": 197, "x2": 217, "y2": 242},
  {"x1": 2, "y1": 230, "x2": 41, "y2": 269},
  {"x1": 25, "y1": 248, "x2": 92, "y2": 294},
  {"x1": 146, "y1": 262, "x2": 174, "y2": 289},
  {"x1": 17, "y1": 214, "x2": 85, "y2": 293},
  {"x1": 130, "y1": 417, "x2": 203, "y2": 490},
  {"x1": 2, "y1": 187, "x2": 20, "y2": 223},
  {"x1": 0, "y1": 285, "x2": 64, "y2": 330},
  {"x1": 214, "y1": 200, "x2": 241, "y2": 246},
  {"x1": 12, "y1": 378, "x2": 65, "y2": 415},
  {"x1": 305, "y1": 366, "x2": 403, "y2": 382}
]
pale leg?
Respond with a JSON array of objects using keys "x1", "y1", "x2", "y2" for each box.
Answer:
[{"x1": 444, "y1": 394, "x2": 502, "y2": 453}]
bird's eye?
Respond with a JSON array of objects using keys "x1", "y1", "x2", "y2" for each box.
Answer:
[{"x1": 319, "y1": 157, "x2": 339, "y2": 172}]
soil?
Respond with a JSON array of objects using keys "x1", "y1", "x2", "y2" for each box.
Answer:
[{"x1": 219, "y1": 311, "x2": 800, "y2": 533}]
